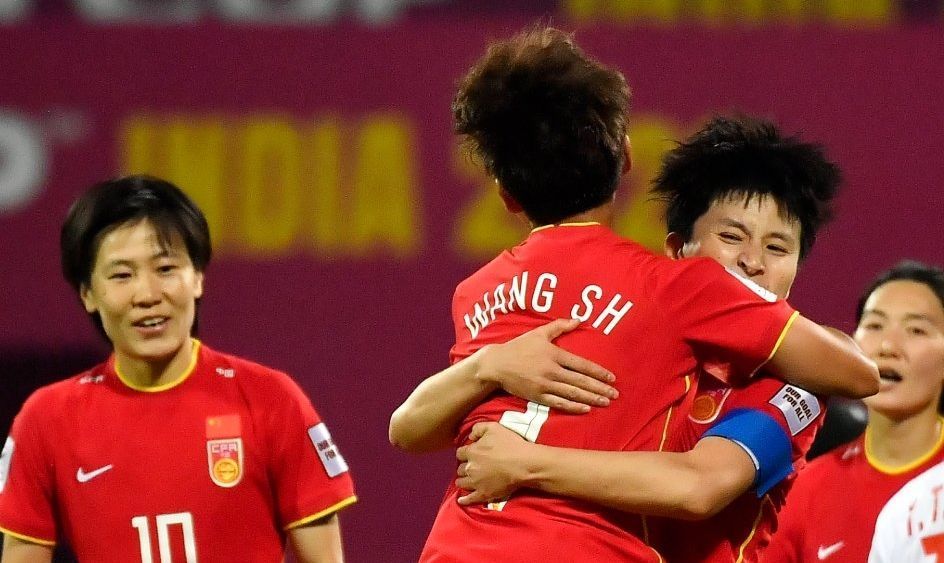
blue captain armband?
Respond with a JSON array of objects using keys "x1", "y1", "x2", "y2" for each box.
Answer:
[{"x1": 702, "y1": 408, "x2": 793, "y2": 497}]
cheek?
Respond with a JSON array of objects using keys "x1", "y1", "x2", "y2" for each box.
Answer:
[
  {"x1": 168, "y1": 280, "x2": 200, "y2": 310},
  {"x1": 854, "y1": 333, "x2": 881, "y2": 355},
  {"x1": 97, "y1": 305, "x2": 125, "y2": 326},
  {"x1": 770, "y1": 274, "x2": 792, "y2": 296},
  {"x1": 772, "y1": 259, "x2": 798, "y2": 282},
  {"x1": 911, "y1": 346, "x2": 944, "y2": 383},
  {"x1": 699, "y1": 241, "x2": 738, "y2": 268},
  {"x1": 94, "y1": 287, "x2": 134, "y2": 321}
]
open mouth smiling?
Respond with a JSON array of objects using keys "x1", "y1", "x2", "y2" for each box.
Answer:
[{"x1": 133, "y1": 316, "x2": 168, "y2": 329}]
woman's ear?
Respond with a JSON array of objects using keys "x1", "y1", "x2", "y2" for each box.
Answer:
[
  {"x1": 664, "y1": 232, "x2": 685, "y2": 259},
  {"x1": 621, "y1": 136, "x2": 632, "y2": 176},
  {"x1": 80, "y1": 283, "x2": 98, "y2": 313}
]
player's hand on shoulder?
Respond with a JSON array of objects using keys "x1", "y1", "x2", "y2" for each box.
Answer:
[{"x1": 476, "y1": 319, "x2": 617, "y2": 413}]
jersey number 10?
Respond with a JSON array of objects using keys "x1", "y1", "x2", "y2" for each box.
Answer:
[{"x1": 131, "y1": 512, "x2": 198, "y2": 563}]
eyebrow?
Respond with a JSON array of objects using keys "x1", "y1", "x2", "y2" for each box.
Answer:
[
  {"x1": 862, "y1": 309, "x2": 940, "y2": 323},
  {"x1": 102, "y1": 249, "x2": 178, "y2": 268},
  {"x1": 719, "y1": 218, "x2": 797, "y2": 244}
]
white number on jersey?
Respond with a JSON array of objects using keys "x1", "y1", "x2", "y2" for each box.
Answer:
[
  {"x1": 499, "y1": 401, "x2": 550, "y2": 442},
  {"x1": 487, "y1": 402, "x2": 550, "y2": 511},
  {"x1": 131, "y1": 512, "x2": 198, "y2": 563}
]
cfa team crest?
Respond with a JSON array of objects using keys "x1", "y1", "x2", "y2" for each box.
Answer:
[
  {"x1": 688, "y1": 388, "x2": 732, "y2": 424},
  {"x1": 206, "y1": 438, "x2": 243, "y2": 488}
]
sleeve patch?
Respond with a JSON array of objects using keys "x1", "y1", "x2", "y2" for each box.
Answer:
[
  {"x1": 307, "y1": 423, "x2": 349, "y2": 478},
  {"x1": 724, "y1": 266, "x2": 778, "y2": 303},
  {"x1": 768, "y1": 385, "x2": 821, "y2": 436},
  {"x1": 0, "y1": 437, "x2": 13, "y2": 493}
]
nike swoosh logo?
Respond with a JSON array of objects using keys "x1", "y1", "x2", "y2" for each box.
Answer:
[
  {"x1": 818, "y1": 541, "x2": 845, "y2": 560},
  {"x1": 76, "y1": 464, "x2": 113, "y2": 483}
]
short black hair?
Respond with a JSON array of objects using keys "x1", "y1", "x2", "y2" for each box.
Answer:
[
  {"x1": 60, "y1": 175, "x2": 211, "y2": 338},
  {"x1": 453, "y1": 26, "x2": 631, "y2": 225},
  {"x1": 856, "y1": 260, "x2": 944, "y2": 323},
  {"x1": 652, "y1": 115, "x2": 841, "y2": 260}
]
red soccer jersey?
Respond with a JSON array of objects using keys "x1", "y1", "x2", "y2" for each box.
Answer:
[
  {"x1": 868, "y1": 460, "x2": 944, "y2": 562},
  {"x1": 0, "y1": 341, "x2": 356, "y2": 562},
  {"x1": 653, "y1": 374, "x2": 825, "y2": 562},
  {"x1": 762, "y1": 424, "x2": 944, "y2": 563},
  {"x1": 419, "y1": 224, "x2": 797, "y2": 563}
]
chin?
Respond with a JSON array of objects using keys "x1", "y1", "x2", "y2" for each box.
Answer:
[
  {"x1": 867, "y1": 398, "x2": 931, "y2": 421},
  {"x1": 131, "y1": 338, "x2": 190, "y2": 363}
]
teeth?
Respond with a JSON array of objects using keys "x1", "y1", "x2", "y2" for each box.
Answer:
[{"x1": 141, "y1": 318, "x2": 165, "y2": 327}]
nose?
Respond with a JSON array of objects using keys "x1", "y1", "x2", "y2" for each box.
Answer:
[
  {"x1": 737, "y1": 246, "x2": 765, "y2": 277},
  {"x1": 877, "y1": 335, "x2": 902, "y2": 359},
  {"x1": 132, "y1": 272, "x2": 162, "y2": 308}
]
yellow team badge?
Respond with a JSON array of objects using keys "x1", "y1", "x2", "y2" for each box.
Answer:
[
  {"x1": 206, "y1": 414, "x2": 244, "y2": 488},
  {"x1": 207, "y1": 438, "x2": 243, "y2": 487}
]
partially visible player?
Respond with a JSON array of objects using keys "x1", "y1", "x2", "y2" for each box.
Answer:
[
  {"x1": 764, "y1": 260, "x2": 944, "y2": 563},
  {"x1": 390, "y1": 27, "x2": 877, "y2": 562},
  {"x1": 870, "y1": 459, "x2": 944, "y2": 562},
  {"x1": 0, "y1": 175, "x2": 356, "y2": 563},
  {"x1": 451, "y1": 116, "x2": 839, "y2": 562}
]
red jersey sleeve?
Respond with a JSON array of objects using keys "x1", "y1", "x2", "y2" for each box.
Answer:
[
  {"x1": 262, "y1": 372, "x2": 357, "y2": 530},
  {"x1": 690, "y1": 376, "x2": 824, "y2": 495},
  {"x1": 653, "y1": 257, "x2": 798, "y2": 385},
  {"x1": 719, "y1": 376, "x2": 824, "y2": 462},
  {"x1": 0, "y1": 388, "x2": 58, "y2": 545},
  {"x1": 448, "y1": 285, "x2": 468, "y2": 365}
]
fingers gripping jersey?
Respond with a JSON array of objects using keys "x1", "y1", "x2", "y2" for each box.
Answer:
[
  {"x1": 0, "y1": 342, "x2": 356, "y2": 562},
  {"x1": 421, "y1": 224, "x2": 797, "y2": 563},
  {"x1": 653, "y1": 374, "x2": 825, "y2": 562}
]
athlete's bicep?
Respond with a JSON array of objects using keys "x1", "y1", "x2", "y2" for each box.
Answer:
[
  {"x1": 287, "y1": 514, "x2": 344, "y2": 563},
  {"x1": 684, "y1": 436, "x2": 757, "y2": 515},
  {"x1": 0, "y1": 534, "x2": 53, "y2": 563},
  {"x1": 767, "y1": 315, "x2": 879, "y2": 398}
]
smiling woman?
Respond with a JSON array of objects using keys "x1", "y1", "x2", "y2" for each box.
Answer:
[
  {"x1": 0, "y1": 175, "x2": 357, "y2": 563},
  {"x1": 77, "y1": 219, "x2": 204, "y2": 389}
]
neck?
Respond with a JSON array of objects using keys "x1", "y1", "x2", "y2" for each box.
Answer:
[
  {"x1": 866, "y1": 406, "x2": 942, "y2": 468},
  {"x1": 530, "y1": 201, "x2": 615, "y2": 230},
  {"x1": 115, "y1": 339, "x2": 195, "y2": 389}
]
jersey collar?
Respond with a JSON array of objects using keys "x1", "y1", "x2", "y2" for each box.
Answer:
[
  {"x1": 865, "y1": 416, "x2": 944, "y2": 474},
  {"x1": 530, "y1": 221, "x2": 602, "y2": 234},
  {"x1": 113, "y1": 339, "x2": 202, "y2": 393}
]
